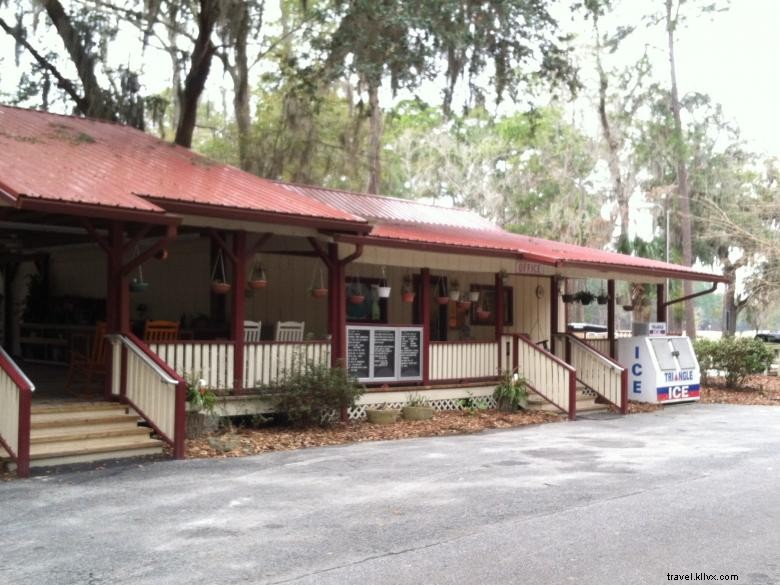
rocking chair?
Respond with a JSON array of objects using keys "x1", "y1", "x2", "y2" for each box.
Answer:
[{"x1": 64, "y1": 321, "x2": 108, "y2": 397}]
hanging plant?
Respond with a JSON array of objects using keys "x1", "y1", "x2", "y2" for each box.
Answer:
[
  {"x1": 436, "y1": 278, "x2": 449, "y2": 305},
  {"x1": 349, "y1": 276, "x2": 365, "y2": 304},
  {"x1": 248, "y1": 262, "x2": 268, "y2": 289},
  {"x1": 377, "y1": 266, "x2": 391, "y2": 298},
  {"x1": 449, "y1": 278, "x2": 460, "y2": 301},
  {"x1": 562, "y1": 293, "x2": 575, "y2": 303},
  {"x1": 129, "y1": 246, "x2": 149, "y2": 293},
  {"x1": 596, "y1": 293, "x2": 610, "y2": 305},
  {"x1": 308, "y1": 266, "x2": 327, "y2": 298},
  {"x1": 469, "y1": 290, "x2": 480, "y2": 302},
  {"x1": 457, "y1": 293, "x2": 472, "y2": 310},
  {"x1": 402, "y1": 274, "x2": 415, "y2": 303},
  {"x1": 574, "y1": 290, "x2": 595, "y2": 305},
  {"x1": 211, "y1": 249, "x2": 230, "y2": 294},
  {"x1": 499, "y1": 268, "x2": 510, "y2": 285}
]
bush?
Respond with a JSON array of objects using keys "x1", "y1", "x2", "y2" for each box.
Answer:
[
  {"x1": 271, "y1": 361, "x2": 365, "y2": 426},
  {"x1": 493, "y1": 370, "x2": 529, "y2": 412},
  {"x1": 694, "y1": 337, "x2": 773, "y2": 389}
]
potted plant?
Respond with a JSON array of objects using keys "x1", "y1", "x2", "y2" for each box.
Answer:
[
  {"x1": 499, "y1": 268, "x2": 510, "y2": 285},
  {"x1": 476, "y1": 305, "x2": 491, "y2": 320},
  {"x1": 349, "y1": 278, "x2": 365, "y2": 304},
  {"x1": 596, "y1": 292, "x2": 610, "y2": 305},
  {"x1": 493, "y1": 370, "x2": 529, "y2": 411},
  {"x1": 211, "y1": 250, "x2": 231, "y2": 294},
  {"x1": 469, "y1": 290, "x2": 480, "y2": 302},
  {"x1": 402, "y1": 393, "x2": 434, "y2": 420},
  {"x1": 248, "y1": 263, "x2": 268, "y2": 289},
  {"x1": 129, "y1": 276, "x2": 149, "y2": 293},
  {"x1": 457, "y1": 294, "x2": 472, "y2": 310},
  {"x1": 309, "y1": 267, "x2": 327, "y2": 299},
  {"x1": 366, "y1": 404, "x2": 402, "y2": 424},
  {"x1": 402, "y1": 275, "x2": 415, "y2": 303},
  {"x1": 574, "y1": 290, "x2": 595, "y2": 305},
  {"x1": 562, "y1": 293, "x2": 575, "y2": 303},
  {"x1": 449, "y1": 278, "x2": 461, "y2": 301},
  {"x1": 436, "y1": 278, "x2": 450, "y2": 305},
  {"x1": 185, "y1": 373, "x2": 219, "y2": 438},
  {"x1": 377, "y1": 266, "x2": 391, "y2": 298}
]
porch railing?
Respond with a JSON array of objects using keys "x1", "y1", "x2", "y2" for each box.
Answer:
[
  {"x1": 0, "y1": 346, "x2": 34, "y2": 477},
  {"x1": 429, "y1": 340, "x2": 499, "y2": 382},
  {"x1": 150, "y1": 341, "x2": 235, "y2": 391},
  {"x1": 554, "y1": 333, "x2": 628, "y2": 414},
  {"x1": 515, "y1": 334, "x2": 577, "y2": 420},
  {"x1": 109, "y1": 334, "x2": 187, "y2": 459},
  {"x1": 244, "y1": 341, "x2": 331, "y2": 388}
]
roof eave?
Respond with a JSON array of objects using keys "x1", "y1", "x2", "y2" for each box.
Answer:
[
  {"x1": 556, "y1": 260, "x2": 730, "y2": 284},
  {"x1": 17, "y1": 196, "x2": 180, "y2": 225}
]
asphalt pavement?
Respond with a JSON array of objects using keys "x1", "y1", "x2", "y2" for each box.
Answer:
[{"x1": 1, "y1": 403, "x2": 778, "y2": 585}]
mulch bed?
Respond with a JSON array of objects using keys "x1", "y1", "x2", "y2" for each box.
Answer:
[
  {"x1": 184, "y1": 410, "x2": 564, "y2": 459},
  {"x1": 700, "y1": 375, "x2": 780, "y2": 406}
]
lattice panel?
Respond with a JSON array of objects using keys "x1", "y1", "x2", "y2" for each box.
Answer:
[{"x1": 346, "y1": 394, "x2": 497, "y2": 420}]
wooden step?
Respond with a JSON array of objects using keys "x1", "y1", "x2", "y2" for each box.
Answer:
[
  {"x1": 31, "y1": 423, "x2": 150, "y2": 444},
  {"x1": 29, "y1": 435, "x2": 164, "y2": 461},
  {"x1": 31, "y1": 402, "x2": 126, "y2": 415},
  {"x1": 31, "y1": 410, "x2": 138, "y2": 429}
]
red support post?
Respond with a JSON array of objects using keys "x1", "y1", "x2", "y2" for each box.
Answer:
[
  {"x1": 657, "y1": 283, "x2": 666, "y2": 323},
  {"x1": 421, "y1": 268, "x2": 431, "y2": 385},
  {"x1": 620, "y1": 368, "x2": 629, "y2": 415},
  {"x1": 173, "y1": 380, "x2": 187, "y2": 459},
  {"x1": 16, "y1": 390, "x2": 31, "y2": 478},
  {"x1": 495, "y1": 272, "x2": 505, "y2": 372},
  {"x1": 607, "y1": 279, "x2": 616, "y2": 359},
  {"x1": 568, "y1": 370, "x2": 577, "y2": 421},
  {"x1": 231, "y1": 231, "x2": 247, "y2": 394},
  {"x1": 104, "y1": 222, "x2": 124, "y2": 400},
  {"x1": 550, "y1": 276, "x2": 559, "y2": 356},
  {"x1": 326, "y1": 244, "x2": 340, "y2": 367}
]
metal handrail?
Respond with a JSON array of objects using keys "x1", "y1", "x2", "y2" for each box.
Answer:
[
  {"x1": 107, "y1": 334, "x2": 178, "y2": 385},
  {"x1": 0, "y1": 346, "x2": 35, "y2": 392}
]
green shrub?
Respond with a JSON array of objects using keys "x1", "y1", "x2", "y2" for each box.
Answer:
[
  {"x1": 271, "y1": 361, "x2": 365, "y2": 426},
  {"x1": 694, "y1": 337, "x2": 773, "y2": 389},
  {"x1": 493, "y1": 370, "x2": 529, "y2": 412}
]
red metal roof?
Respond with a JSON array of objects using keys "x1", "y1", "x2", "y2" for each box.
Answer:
[
  {"x1": 279, "y1": 182, "x2": 499, "y2": 230},
  {"x1": 0, "y1": 106, "x2": 365, "y2": 227},
  {"x1": 339, "y1": 223, "x2": 728, "y2": 283}
]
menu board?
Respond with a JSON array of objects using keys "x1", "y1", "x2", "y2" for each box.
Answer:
[
  {"x1": 347, "y1": 328, "x2": 370, "y2": 379},
  {"x1": 373, "y1": 329, "x2": 397, "y2": 378},
  {"x1": 346, "y1": 326, "x2": 423, "y2": 382},
  {"x1": 400, "y1": 329, "x2": 422, "y2": 378}
]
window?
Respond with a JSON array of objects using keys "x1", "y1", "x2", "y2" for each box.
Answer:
[{"x1": 469, "y1": 284, "x2": 513, "y2": 326}]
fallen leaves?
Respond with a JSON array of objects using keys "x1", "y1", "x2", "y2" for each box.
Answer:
[
  {"x1": 700, "y1": 375, "x2": 780, "y2": 406},
  {"x1": 184, "y1": 410, "x2": 564, "y2": 460}
]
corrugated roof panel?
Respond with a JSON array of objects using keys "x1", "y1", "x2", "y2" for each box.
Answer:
[
  {"x1": 0, "y1": 106, "x2": 364, "y2": 224},
  {"x1": 280, "y1": 183, "x2": 498, "y2": 230}
]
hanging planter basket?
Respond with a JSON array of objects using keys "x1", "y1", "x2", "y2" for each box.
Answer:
[
  {"x1": 378, "y1": 286, "x2": 391, "y2": 298},
  {"x1": 129, "y1": 246, "x2": 149, "y2": 293},
  {"x1": 597, "y1": 294, "x2": 610, "y2": 305},
  {"x1": 469, "y1": 291, "x2": 480, "y2": 302},
  {"x1": 436, "y1": 296, "x2": 450, "y2": 305},
  {"x1": 350, "y1": 294, "x2": 366, "y2": 305},
  {"x1": 211, "y1": 249, "x2": 231, "y2": 295},
  {"x1": 309, "y1": 266, "x2": 327, "y2": 299},
  {"x1": 248, "y1": 263, "x2": 268, "y2": 289},
  {"x1": 402, "y1": 291, "x2": 416, "y2": 303},
  {"x1": 476, "y1": 309, "x2": 491, "y2": 320}
]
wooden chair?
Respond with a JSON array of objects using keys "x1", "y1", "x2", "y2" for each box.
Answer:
[
  {"x1": 64, "y1": 321, "x2": 108, "y2": 397},
  {"x1": 275, "y1": 321, "x2": 305, "y2": 342},
  {"x1": 244, "y1": 320, "x2": 262, "y2": 342},
  {"x1": 143, "y1": 320, "x2": 180, "y2": 342}
]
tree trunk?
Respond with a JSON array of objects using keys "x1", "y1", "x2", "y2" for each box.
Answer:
[
  {"x1": 666, "y1": 0, "x2": 696, "y2": 338},
  {"x1": 231, "y1": 3, "x2": 252, "y2": 172},
  {"x1": 40, "y1": 0, "x2": 115, "y2": 120},
  {"x1": 366, "y1": 83, "x2": 382, "y2": 194},
  {"x1": 593, "y1": 17, "x2": 629, "y2": 250},
  {"x1": 174, "y1": 0, "x2": 218, "y2": 148}
]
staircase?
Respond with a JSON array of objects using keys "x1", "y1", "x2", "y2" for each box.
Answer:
[
  {"x1": 527, "y1": 388, "x2": 609, "y2": 415},
  {"x1": 2, "y1": 402, "x2": 164, "y2": 471}
]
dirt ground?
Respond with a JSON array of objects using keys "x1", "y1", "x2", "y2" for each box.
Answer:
[{"x1": 700, "y1": 375, "x2": 780, "y2": 406}]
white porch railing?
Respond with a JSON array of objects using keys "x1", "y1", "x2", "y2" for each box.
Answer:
[
  {"x1": 515, "y1": 334, "x2": 577, "y2": 420},
  {"x1": 244, "y1": 341, "x2": 331, "y2": 388},
  {"x1": 554, "y1": 333, "x2": 627, "y2": 413},
  {"x1": 150, "y1": 341, "x2": 235, "y2": 391},
  {"x1": 0, "y1": 346, "x2": 34, "y2": 477},
  {"x1": 429, "y1": 341, "x2": 499, "y2": 381},
  {"x1": 583, "y1": 338, "x2": 611, "y2": 356},
  {"x1": 110, "y1": 334, "x2": 187, "y2": 458}
]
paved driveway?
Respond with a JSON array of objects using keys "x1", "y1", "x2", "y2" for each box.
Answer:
[{"x1": 1, "y1": 404, "x2": 779, "y2": 585}]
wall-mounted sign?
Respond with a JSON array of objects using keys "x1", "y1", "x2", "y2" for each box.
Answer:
[
  {"x1": 648, "y1": 322, "x2": 667, "y2": 336},
  {"x1": 346, "y1": 325, "x2": 423, "y2": 383},
  {"x1": 514, "y1": 261, "x2": 555, "y2": 276}
]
